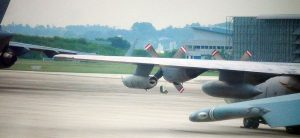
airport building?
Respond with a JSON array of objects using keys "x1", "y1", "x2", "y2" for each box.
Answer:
[
  {"x1": 182, "y1": 27, "x2": 232, "y2": 59},
  {"x1": 227, "y1": 15, "x2": 300, "y2": 62}
]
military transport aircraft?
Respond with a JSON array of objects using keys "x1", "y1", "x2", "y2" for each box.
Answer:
[
  {"x1": 55, "y1": 44, "x2": 300, "y2": 134},
  {"x1": 0, "y1": 0, "x2": 87, "y2": 69}
]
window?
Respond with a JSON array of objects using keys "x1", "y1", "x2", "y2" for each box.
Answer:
[
  {"x1": 194, "y1": 56, "x2": 201, "y2": 59},
  {"x1": 195, "y1": 46, "x2": 200, "y2": 49}
]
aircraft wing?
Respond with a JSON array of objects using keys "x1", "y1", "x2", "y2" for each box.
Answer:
[
  {"x1": 223, "y1": 93, "x2": 300, "y2": 127},
  {"x1": 190, "y1": 93, "x2": 300, "y2": 127},
  {"x1": 9, "y1": 42, "x2": 93, "y2": 58},
  {"x1": 54, "y1": 54, "x2": 300, "y2": 75},
  {"x1": 254, "y1": 93, "x2": 300, "y2": 127}
]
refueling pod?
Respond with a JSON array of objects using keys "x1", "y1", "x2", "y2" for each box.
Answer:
[{"x1": 189, "y1": 106, "x2": 269, "y2": 122}]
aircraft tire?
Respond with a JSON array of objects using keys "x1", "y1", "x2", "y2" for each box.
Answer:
[{"x1": 243, "y1": 118, "x2": 259, "y2": 129}]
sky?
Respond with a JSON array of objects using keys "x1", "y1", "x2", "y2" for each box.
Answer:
[{"x1": 2, "y1": 0, "x2": 300, "y2": 29}]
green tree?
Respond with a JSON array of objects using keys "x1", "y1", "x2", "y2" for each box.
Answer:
[{"x1": 107, "y1": 37, "x2": 130, "y2": 50}]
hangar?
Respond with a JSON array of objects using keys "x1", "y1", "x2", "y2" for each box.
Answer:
[{"x1": 227, "y1": 15, "x2": 300, "y2": 62}]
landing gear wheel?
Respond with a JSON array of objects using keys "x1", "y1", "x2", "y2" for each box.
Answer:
[
  {"x1": 243, "y1": 118, "x2": 259, "y2": 129},
  {"x1": 160, "y1": 85, "x2": 168, "y2": 94},
  {"x1": 286, "y1": 126, "x2": 300, "y2": 134}
]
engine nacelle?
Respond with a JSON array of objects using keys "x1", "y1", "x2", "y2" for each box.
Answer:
[
  {"x1": 202, "y1": 81, "x2": 262, "y2": 99},
  {"x1": 122, "y1": 75, "x2": 157, "y2": 89},
  {"x1": 0, "y1": 50, "x2": 17, "y2": 68}
]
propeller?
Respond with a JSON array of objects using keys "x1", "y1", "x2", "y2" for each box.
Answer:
[
  {"x1": 212, "y1": 49, "x2": 252, "y2": 61},
  {"x1": 240, "y1": 50, "x2": 252, "y2": 61},
  {"x1": 144, "y1": 43, "x2": 159, "y2": 57},
  {"x1": 144, "y1": 44, "x2": 188, "y2": 93},
  {"x1": 211, "y1": 50, "x2": 224, "y2": 60},
  {"x1": 173, "y1": 46, "x2": 187, "y2": 58},
  {"x1": 173, "y1": 82, "x2": 184, "y2": 93}
]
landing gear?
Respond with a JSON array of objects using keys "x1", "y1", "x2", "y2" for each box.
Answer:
[
  {"x1": 160, "y1": 85, "x2": 168, "y2": 94},
  {"x1": 286, "y1": 125, "x2": 300, "y2": 134},
  {"x1": 243, "y1": 117, "x2": 260, "y2": 129}
]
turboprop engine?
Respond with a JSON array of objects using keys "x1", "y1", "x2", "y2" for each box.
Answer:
[
  {"x1": 144, "y1": 43, "x2": 206, "y2": 93},
  {"x1": 0, "y1": 49, "x2": 17, "y2": 68},
  {"x1": 0, "y1": 32, "x2": 17, "y2": 68},
  {"x1": 122, "y1": 75, "x2": 158, "y2": 90},
  {"x1": 202, "y1": 81, "x2": 262, "y2": 99}
]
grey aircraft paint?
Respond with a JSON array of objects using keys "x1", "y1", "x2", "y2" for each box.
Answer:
[
  {"x1": 190, "y1": 93, "x2": 300, "y2": 128},
  {"x1": 0, "y1": 0, "x2": 94, "y2": 68}
]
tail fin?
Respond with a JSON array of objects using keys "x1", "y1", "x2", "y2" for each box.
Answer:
[{"x1": 0, "y1": 0, "x2": 10, "y2": 25}]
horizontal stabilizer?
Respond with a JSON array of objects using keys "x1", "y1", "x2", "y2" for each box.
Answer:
[{"x1": 9, "y1": 42, "x2": 94, "y2": 57}]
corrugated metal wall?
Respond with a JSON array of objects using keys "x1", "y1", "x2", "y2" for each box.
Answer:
[{"x1": 230, "y1": 17, "x2": 300, "y2": 62}]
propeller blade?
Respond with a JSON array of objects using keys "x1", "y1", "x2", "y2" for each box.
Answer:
[
  {"x1": 211, "y1": 50, "x2": 224, "y2": 60},
  {"x1": 145, "y1": 44, "x2": 164, "y2": 80},
  {"x1": 154, "y1": 68, "x2": 163, "y2": 80},
  {"x1": 144, "y1": 43, "x2": 159, "y2": 57},
  {"x1": 173, "y1": 82, "x2": 184, "y2": 93},
  {"x1": 173, "y1": 46, "x2": 187, "y2": 58},
  {"x1": 240, "y1": 50, "x2": 252, "y2": 61}
]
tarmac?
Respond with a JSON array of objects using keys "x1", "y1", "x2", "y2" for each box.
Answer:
[{"x1": 0, "y1": 70, "x2": 297, "y2": 138}]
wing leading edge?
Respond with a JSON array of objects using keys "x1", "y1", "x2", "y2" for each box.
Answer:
[{"x1": 54, "y1": 54, "x2": 300, "y2": 75}]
